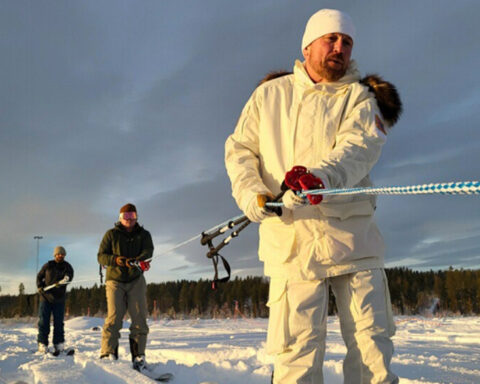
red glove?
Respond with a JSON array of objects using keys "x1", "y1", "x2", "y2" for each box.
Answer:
[
  {"x1": 138, "y1": 261, "x2": 151, "y2": 271},
  {"x1": 298, "y1": 173, "x2": 325, "y2": 205},
  {"x1": 284, "y1": 166, "x2": 308, "y2": 191},
  {"x1": 125, "y1": 258, "x2": 151, "y2": 271}
]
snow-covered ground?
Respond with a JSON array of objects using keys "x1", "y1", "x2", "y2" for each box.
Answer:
[{"x1": 0, "y1": 316, "x2": 479, "y2": 384}]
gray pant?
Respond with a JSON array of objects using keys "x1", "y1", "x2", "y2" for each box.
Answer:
[{"x1": 101, "y1": 275, "x2": 149, "y2": 357}]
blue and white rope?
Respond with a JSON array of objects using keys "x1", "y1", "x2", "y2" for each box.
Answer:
[
  {"x1": 266, "y1": 181, "x2": 480, "y2": 207},
  {"x1": 121, "y1": 181, "x2": 480, "y2": 263},
  {"x1": 124, "y1": 181, "x2": 480, "y2": 264}
]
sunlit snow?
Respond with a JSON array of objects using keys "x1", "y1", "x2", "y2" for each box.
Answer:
[{"x1": 0, "y1": 316, "x2": 479, "y2": 383}]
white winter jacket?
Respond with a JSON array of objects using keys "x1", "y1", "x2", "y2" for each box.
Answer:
[{"x1": 225, "y1": 60, "x2": 387, "y2": 279}]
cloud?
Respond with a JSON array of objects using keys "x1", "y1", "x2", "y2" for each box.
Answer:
[{"x1": 1, "y1": 1, "x2": 480, "y2": 295}]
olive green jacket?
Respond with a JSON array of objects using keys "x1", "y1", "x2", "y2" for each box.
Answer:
[{"x1": 97, "y1": 222, "x2": 154, "y2": 283}]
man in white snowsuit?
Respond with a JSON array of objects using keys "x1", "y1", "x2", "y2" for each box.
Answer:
[{"x1": 225, "y1": 9, "x2": 398, "y2": 384}]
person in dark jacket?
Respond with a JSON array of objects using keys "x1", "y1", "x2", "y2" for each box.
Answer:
[
  {"x1": 97, "y1": 203, "x2": 154, "y2": 372},
  {"x1": 36, "y1": 245, "x2": 74, "y2": 354}
]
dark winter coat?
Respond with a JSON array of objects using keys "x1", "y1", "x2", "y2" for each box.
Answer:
[
  {"x1": 37, "y1": 260, "x2": 74, "y2": 303},
  {"x1": 97, "y1": 222, "x2": 154, "y2": 283}
]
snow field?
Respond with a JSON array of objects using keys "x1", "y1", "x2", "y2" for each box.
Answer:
[{"x1": 0, "y1": 316, "x2": 479, "y2": 383}]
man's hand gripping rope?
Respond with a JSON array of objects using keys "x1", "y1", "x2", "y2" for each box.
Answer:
[
  {"x1": 200, "y1": 188, "x2": 286, "y2": 289},
  {"x1": 199, "y1": 167, "x2": 327, "y2": 289},
  {"x1": 114, "y1": 255, "x2": 151, "y2": 271},
  {"x1": 284, "y1": 165, "x2": 326, "y2": 206}
]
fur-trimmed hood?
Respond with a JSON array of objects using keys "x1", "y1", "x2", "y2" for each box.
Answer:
[
  {"x1": 359, "y1": 74, "x2": 402, "y2": 127},
  {"x1": 258, "y1": 70, "x2": 403, "y2": 127}
]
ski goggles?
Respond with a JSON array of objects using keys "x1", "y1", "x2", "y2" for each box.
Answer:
[{"x1": 120, "y1": 212, "x2": 137, "y2": 220}]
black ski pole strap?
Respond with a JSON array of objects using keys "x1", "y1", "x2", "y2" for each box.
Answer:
[
  {"x1": 210, "y1": 253, "x2": 231, "y2": 290},
  {"x1": 202, "y1": 234, "x2": 232, "y2": 289},
  {"x1": 206, "y1": 238, "x2": 229, "y2": 258},
  {"x1": 99, "y1": 264, "x2": 104, "y2": 285}
]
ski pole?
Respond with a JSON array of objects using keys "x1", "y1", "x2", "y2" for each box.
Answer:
[
  {"x1": 200, "y1": 187, "x2": 287, "y2": 259},
  {"x1": 204, "y1": 219, "x2": 251, "y2": 258},
  {"x1": 200, "y1": 188, "x2": 287, "y2": 289},
  {"x1": 201, "y1": 186, "x2": 288, "y2": 245},
  {"x1": 43, "y1": 280, "x2": 71, "y2": 292},
  {"x1": 200, "y1": 215, "x2": 249, "y2": 247}
]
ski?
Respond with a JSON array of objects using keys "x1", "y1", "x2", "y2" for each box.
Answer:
[
  {"x1": 51, "y1": 347, "x2": 75, "y2": 357},
  {"x1": 133, "y1": 366, "x2": 173, "y2": 382},
  {"x1": 154, "y1": 373, "x2": 174, "y2": 382}
]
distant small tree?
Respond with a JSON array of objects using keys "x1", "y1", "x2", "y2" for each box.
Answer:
[
  {"x1": 17, "y1": 283, "x2": 27, "y2": 316},
  {"x1": 166, "y1": 306, "x2": 176, "y2": 319}
]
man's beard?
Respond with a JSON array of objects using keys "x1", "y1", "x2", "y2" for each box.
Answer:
[{"x1": 318, "y1": 54, "x2": 348, "y2": 82}]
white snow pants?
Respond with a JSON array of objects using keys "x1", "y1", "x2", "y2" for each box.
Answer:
[{"x1": 267, "y1": 269, "x2": 398, "y2": 384}]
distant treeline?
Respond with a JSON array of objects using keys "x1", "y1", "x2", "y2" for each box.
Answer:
[{"x1": 1, "y1": 267, "x2": 479, "y2": 318}]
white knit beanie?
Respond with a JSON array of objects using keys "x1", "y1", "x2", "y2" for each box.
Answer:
[{"x1": 301, "y1": 9, "x2": 356, "y2": 51}]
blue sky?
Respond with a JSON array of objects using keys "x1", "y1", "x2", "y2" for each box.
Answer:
[{"x1": 1, "y1": 0, "x2": 480, "y2": 294}]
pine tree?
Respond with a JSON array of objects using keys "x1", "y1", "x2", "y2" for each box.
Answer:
[
  {"x1": 178, "y1": 281, "x2": 190, "y2": 315},
  {"x1": 445, "y1": 267, "x2": 459, "y2": 313},
  {"x1": 17, "y1": 283, "x2": 27, "y2": 317}
]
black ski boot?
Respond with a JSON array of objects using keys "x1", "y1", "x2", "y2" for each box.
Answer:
[
  {"x1": 130, "y1": 338, "x2": 150, "y2": 373},
  {"x1": 132, "y1": 355, "x2": 148, "y2": 373}
]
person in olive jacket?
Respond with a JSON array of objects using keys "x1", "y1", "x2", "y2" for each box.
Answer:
[
  {"x1": 97, "y1": 203, "x2": 154, "y2": 372},
  {"x1": 36, "y1": 246, "x2": 74, "y2": 354}
]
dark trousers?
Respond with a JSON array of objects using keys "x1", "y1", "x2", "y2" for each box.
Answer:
[{"x1": 37, "y1": 300, "x2": 65, "y2": 346}]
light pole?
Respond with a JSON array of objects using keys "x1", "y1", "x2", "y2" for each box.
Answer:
[
  {"x1": 34, "y1": 235, "x2": 43, "y2": 273},
  {"x1": 33, "y1": 235, "x2": 43, "y2": 315}
]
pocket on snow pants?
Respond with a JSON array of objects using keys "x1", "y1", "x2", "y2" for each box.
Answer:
[{"x1": 266, "y1": 278, "x2": 290, "y2": 355}]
